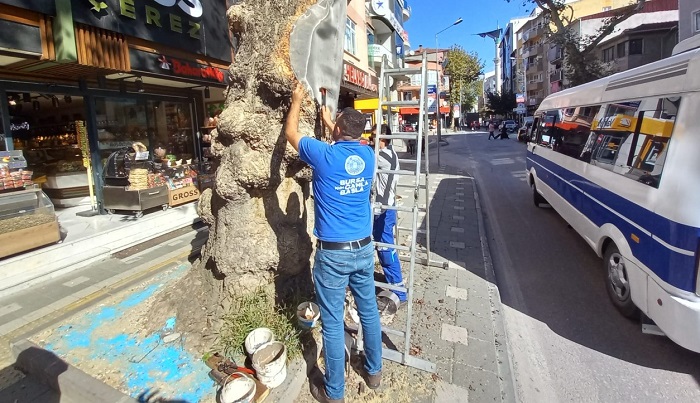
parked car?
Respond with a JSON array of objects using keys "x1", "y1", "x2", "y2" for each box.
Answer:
[{"x1": 503, "y1": 120, "x2": 518, "y2": 132}]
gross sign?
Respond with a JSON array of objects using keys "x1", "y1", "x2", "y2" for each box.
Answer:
[{"x1": 169, "y1": 186, "x2": 200, "y2": 206}]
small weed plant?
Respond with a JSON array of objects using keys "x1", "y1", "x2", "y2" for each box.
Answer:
[{"x1": 218, "y1": 287, "x2": 303, "y2": 360}]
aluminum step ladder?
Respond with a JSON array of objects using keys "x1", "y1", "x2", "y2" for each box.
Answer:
[{"x1": 351, "y1": 53, "x2": 443, "y2": 373}]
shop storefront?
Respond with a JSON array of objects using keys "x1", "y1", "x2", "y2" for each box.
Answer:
[
  {"x1": 341, "y1": 62, "x2": 378, "y2": 131},
  {"x1": 0, "y1": 0, "x2": 231, "y2": 259}
]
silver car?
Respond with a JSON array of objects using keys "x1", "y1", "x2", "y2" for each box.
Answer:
[{"x1": 504, "y1": 120, "x2": 518, "y2": 132}]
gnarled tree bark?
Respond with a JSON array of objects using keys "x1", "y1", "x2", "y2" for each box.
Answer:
[{"x1": 146, "y1": 0, "x2": 346, "y2": 346}]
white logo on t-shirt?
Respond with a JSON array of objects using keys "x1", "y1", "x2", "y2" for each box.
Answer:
[{"x1": 345, "y1": 155, "x2": 365, "y2": 175}]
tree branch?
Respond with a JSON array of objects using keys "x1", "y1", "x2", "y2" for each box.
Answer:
[{"x1": 583, "y1": 0, "x2": 646, "y2": 54}]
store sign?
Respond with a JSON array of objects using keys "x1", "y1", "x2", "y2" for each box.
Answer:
[
  {"x1": 343, "y1": 63, "x2": 377, "y2": 93},
  {"x1": 10, "y1": 122, "x2": 29, "y2": 131},
  {"x1": 71, "y1": 0, "x2": 232, "y2": 62},
  {"x1": 169, "y1": 185, "x2": 200, "y2": 206},
  {"x1": 129, "y1": 48, "x2": 229, "y2": 85},
  {"x1": 158, "y1": 55, "x2": 225, "y2": 83},
  {"x1": 368, "y1": 0, "x2": 405, "y2": 37}
]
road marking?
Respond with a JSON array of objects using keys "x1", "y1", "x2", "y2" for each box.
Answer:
[
  {"x1": 0, "y1": 303, "x2": 21, "y2": 319},
  {"x1": 455, "y1": 199, "x2": 464, "y2": 203},
  {"x1": 451, "y1": 227, "x2": 464, "y2": 233},
  {"x1": 456, "y1": 187, "x2": 464, "y2": 190},
  {"x1": 450, "y1": 241, "x2": 465, "y2": 249},
  {"x1": 446, "y1": 286, "x2": 469, "y2": 301},
  {"x1": 453, "y1": 215, "x2": 464, "y2": 221},
  {"x1": 121, "y1": 256, "x2": 142, "y2": 264},
  {"x1": 441, "y1": 323, "x2": 469, "y2": 345},
  {"x1": 62, "y1": 276, "x2": 90, "y2": 288},
  {"x1": 454, "y1": 206, "x2": 464, "y2": 210},
  {"x1": 456, "y1": 192, "x2": 464, "y2": 196},
  {"x1": 490, "y1": 158, "x2": 515, "y2": 165}
]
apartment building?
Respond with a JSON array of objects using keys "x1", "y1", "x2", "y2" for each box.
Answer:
[
  {"x1": 679, "y1": 0, "x2": 700, "y2": 41},
  {"x1": 512, "y1": 0, "x2": 636, "y2": 111},
  {"x1": 576, "y1": 0, "x2": 678, "y2": 74},
  {"x1": 353, "y1": 0, "x2": 411, "y2": 128},
  {"x1": 397, "y1": 45, "x2": 450, "y2": 127},
  {"x1": 499, "y1": 17, "x2": 534, "y2": 95}
]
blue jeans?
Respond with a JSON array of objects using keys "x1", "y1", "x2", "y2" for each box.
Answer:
[
  {"x1": 314, "y1": 242, "x2": 382, "y2": 400},
  {"x1": 373, "y1": 210, "x2": 406, "y2": 301}
]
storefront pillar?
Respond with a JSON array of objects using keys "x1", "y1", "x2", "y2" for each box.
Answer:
[
  {"x1": 84, "y1": 94, "x2": 105, "y2": 213},
  {"x1": 0, "y1": 89, "x2": 12, "y2": 151}
]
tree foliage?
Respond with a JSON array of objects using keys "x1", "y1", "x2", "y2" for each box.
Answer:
[
  {"x1": 485, "y1": 90, "x2": 517, "y2": 116},
  {"x1": 443, "y1": 45, "x2": 483, "y2": 123},
  {"x1": 507, "y1": 0, "x2": 647, "y2": 86}
]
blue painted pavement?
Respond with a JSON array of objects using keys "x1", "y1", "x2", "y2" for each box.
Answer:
[{"x1": 41, "y1": 264, "x2": 215, "y2": 402}]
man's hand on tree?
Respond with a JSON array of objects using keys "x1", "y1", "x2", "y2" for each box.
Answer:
[
  {"x1": 291, "y1": 83, "x2": 305, "y2": 105},
  {"x1": 321, "y1": 106, "x2": 335, "y2": 132}
]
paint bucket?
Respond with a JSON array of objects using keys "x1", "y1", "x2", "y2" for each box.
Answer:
[
  {"x1": 251, "y1": 341, "x2": 287, "y2": 388},
  {"x1": 220, "y1": 373, "x2": 256, "y2": 403},
  {"x1": 296, "y1": 302, "x2": 320, "y2": 329},
  {"x1": 244, "y1": 328, "x2": 274, "y2": 357}
]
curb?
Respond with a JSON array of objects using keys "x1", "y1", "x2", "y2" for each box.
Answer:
[
  {"x1": 11, "y1": 339, "x2": 137, "y2": 403},
  {"x1": 472, "y1": 176, "x2": 518, "y2": 403}
]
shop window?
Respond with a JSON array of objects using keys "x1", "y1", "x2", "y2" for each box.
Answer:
[
  {"x1": 9, "y1": 94, "x2": 87, "y2": 202},
  {"x1": 344, "y1": 18, "x2": 356, "y2": 55},
  {"x1": 694, "y1": 10, "x2": 700, "y2": 33},
  {"x1": 617, "y1": 42, "x2": 626, "y2": 58},
  {"x1": 602, "y1": 46, "x2": 615, "y2": 62},
  {"x1": 629, "y1": 39, "x2": 643, "y2": 55},
  {"x1": 0, "y1": 113, "x2": 5, "y2": 151}
]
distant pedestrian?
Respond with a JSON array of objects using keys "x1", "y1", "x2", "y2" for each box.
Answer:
[
  {"x1": 499, "y1": 122, "x2": 508, "y2": 140},
  {"x1": 488, "y1": 121, "x2": 496, "y2": 140}
]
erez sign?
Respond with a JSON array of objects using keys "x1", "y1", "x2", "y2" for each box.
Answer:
[{"x1": 152, "y1": 0, "x2": 202, "y2": 18}]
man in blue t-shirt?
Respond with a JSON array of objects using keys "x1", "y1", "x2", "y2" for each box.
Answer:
[{"x1": 285, "y1": 84, "x2": 382, "y2": 403}]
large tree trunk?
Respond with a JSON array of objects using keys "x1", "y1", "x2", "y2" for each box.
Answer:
[{"x1": 145, "y1": 0, "x2": 346, "y2": 346}]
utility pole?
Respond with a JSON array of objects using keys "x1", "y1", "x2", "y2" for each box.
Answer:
[{"x1": 434, "y1": 18, "x2": 463, "y2": 166}]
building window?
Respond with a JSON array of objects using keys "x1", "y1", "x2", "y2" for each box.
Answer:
[
  {"x1": 344, "y1": 18, "x2": 356, "y2": 55},
  {"x1": 602, "y1": 46, "x2": 614, "y2": 62},
  {"x1": 694, "y1": 10, "x2": 700, "y2": 32},
  {"x1": 629, "y1": 39, "x2": 643, "y2": 55},
  {"x1": 367, "y1": 29, "x2": 374, "y2": 46},
  {"x1": 617, "y1": 42, "x2": 626, "y2": 58}
]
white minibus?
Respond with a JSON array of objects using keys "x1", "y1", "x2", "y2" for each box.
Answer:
[{"x1": 526, "y1": 37, "x2": 700, "y2": 352}]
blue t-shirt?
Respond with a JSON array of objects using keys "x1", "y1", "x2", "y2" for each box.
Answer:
[{"x1": 298, "y1": 137, "x2": 374, "y2": 242}]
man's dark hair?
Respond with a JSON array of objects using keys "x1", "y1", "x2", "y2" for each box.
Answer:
[{"x1": 336, "y1": 107, "x2": 366, "y2": 139}]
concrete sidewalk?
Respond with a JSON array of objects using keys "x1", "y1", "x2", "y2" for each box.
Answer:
[
  {"x1": 394, "y1": 160, "x2": 515, "y2": 402},
  {"x1": 294, "y1": 149, "x2": 515, "y2": 402}
]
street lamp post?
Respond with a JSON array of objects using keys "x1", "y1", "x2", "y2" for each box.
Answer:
[{"x1": 434, "y1": 17, "x2": 462, "y2": 167}]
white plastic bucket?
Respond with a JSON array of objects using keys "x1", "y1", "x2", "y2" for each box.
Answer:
[
  {"x1": 220, "y1": 374, "x2": 256, "y2": 403},
  {"x1": 251, "y1": 341, "x2": 287, "y2": 388},
  {"x1": 244, "y1": 327, "x2": 274, "y2": 356},
  {"x1": 296, "y1": 302, "x2": 320, "y2": 329}
]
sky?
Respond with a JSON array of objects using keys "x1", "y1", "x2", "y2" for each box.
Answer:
[{"x1": 403, "y1": 0, "x2": 535, "y2": 74}]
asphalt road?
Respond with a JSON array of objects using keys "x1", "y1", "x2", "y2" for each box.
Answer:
[{"x1": 436, "y1": 130, "x2": 700, "y2": 403}]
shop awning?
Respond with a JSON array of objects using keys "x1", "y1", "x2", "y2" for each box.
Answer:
[
  {"x1": 354, "y1": 98, "x2": 399, "y2": 113},
  {"x1": 400, "y1": 106, "x2": 451, "y2": 115}
]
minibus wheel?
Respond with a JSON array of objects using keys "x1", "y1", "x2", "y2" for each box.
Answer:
[
  {"x1": 532, "y1": 182, "x2": 546, "y2": 207},
  {"x1": 604, "y1": 244, "x2": 639, "y2": 318}
]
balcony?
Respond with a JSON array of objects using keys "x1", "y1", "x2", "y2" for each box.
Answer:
[
  {"x1": 368, "y1": 44, "x2": 393, "y2": 66},
  {"x1": 548, "y1": 45, "x2": 563, "y2": 63},
  {"x1": 549, "y1": 69, "x2": 563, "y2": 83},
  {"x1": 403, "y1": 1, "x2": 411, "y2": 20},
  {"x1": 526, "y1": 59, "x2": 544, "y2": 73},
  {"x1": 525, "y1": 25, "x2": 545, "y2": 42},
  {"x1": 522, "y1": 44, "x2": 544, "y2": 58},
  {"x1": 528, "y1": 80, "x2": 544, "y2": 91}
]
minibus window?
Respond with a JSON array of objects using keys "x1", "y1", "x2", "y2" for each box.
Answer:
[{"x1": 551, "y1": 105, "x2": 601, "y2": 159}]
